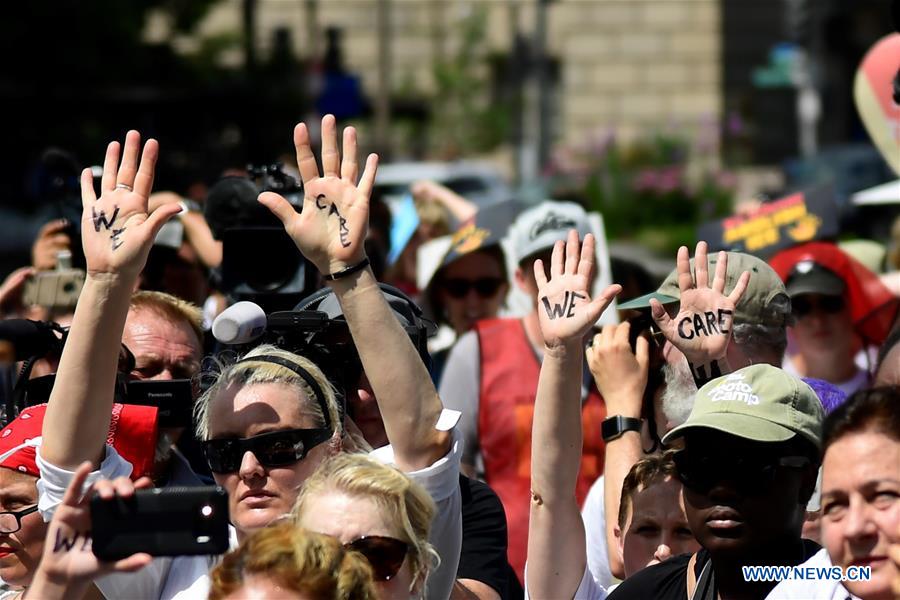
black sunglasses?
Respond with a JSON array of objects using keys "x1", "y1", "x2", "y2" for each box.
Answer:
[
  {"x1": 673, "y1": 450, "x2": 810, "y2": 496},
  {"x1": 443, "y1": 277, "x2": 505, "y2": 299},
  {"x1": 344, "y1": 535, "x2": 409, "y2": 581},
  {"x1": 792, "y1": 295, "x2": 845, "y2": 317},
  {"x1": 201, "y1": 428, "x2": 333, "y2": 474}
]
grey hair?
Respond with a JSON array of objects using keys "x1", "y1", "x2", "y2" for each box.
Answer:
[{"x1": 193, "y1": 344, "x2": 342, "y2": 442}]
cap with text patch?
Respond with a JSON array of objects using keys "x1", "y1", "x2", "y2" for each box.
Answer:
[
  {"x1": 617, "y1": 251, "x2": 791, "y2": 328},
  {"x1": 662, "y1": 364, "x2": 824, "y2": 450},
  {"x1": 509, "y1": 200, "x2": 592, "y2": 264}
]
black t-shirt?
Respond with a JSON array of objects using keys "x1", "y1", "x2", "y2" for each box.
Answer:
[
  {"x1": 607, "y1": 541, "x2": 821, "y2": 600},
  {"x1": 458, "y1": 474, "x2": 524, "y2": 599}
]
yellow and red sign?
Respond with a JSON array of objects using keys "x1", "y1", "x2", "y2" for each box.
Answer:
[{"x1": 854, "y1": 33, "x2": 900, "y2": 175}]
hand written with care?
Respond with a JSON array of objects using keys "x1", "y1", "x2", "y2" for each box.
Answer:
[
  {"x1": 534, "y1": 230, "x2": 621, "y2": 350},
  {"x1": 79, "y1": 131, "x2": 181, "y2": 279},
  {"x1": 258, "y1": 114, "x2": 379, "y2": 275},
  {"x1": 649, "y1": 241, "x2": 749, "y2": 364}
]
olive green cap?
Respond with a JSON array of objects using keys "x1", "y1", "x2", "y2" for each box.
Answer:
[
  {"x1": 617, "y1": 251, "x2": 791, "y2": 328},
  {"x1": 662, "y1": 364, "x2": 824, "y2": 450}
]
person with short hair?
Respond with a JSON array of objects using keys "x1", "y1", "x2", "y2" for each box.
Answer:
[
  {"x1": 614, "y1": 450, "x2": 700, "y2": 582},
  {"x1": 210, "y1": 523, "x2": 378, "y2": 600},
  {"x1": 767, "y1": 386, "x2": 900, "y2": 600},
  {"x1": 607, "y1": 364, "x2": 823, "y2": 600}
]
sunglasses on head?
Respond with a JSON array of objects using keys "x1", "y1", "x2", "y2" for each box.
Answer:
[
  {"x1": 673, "y1": 449, "x2": 810, "y2": 496},
  {"x1": 201, "y1": 428, "x2": 333, "y2": 474},
  {"x1": 792, "y1": 295, "x2": 845, "y2": 317},
  {"x1": 344, "y1": 535, "x2": 409, "y2": 581},
  {"x1": 443, "y1": 277, "x2": 505, "y2": 299}
]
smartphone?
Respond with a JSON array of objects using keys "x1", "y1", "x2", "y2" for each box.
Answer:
[
  {"x1": 22, "y1": 269, "x2": 85, "y2": 310},
  {"x1": 91, "y1": 486, "x2": 229, "y2": 560},
  {"x1": 126, "y1": 379, "x2": 193, "y2": 428}
]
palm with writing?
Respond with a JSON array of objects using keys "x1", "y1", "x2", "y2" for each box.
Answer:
[
  {"x1": 650, "y1": 241, "x2": 749, "y2": 364},
  {"x1": 34, "y1": 463, "x2": 151, "y2": 587},
  {"x1": 259, "y1": 115, "x2": 379, "y2": 275},
  {"x1": 535, "y1": 230, "x2": 621, "y2": 349},
  {"x1": 79, "y1": 131, "x2": 181, "y2": 279}
]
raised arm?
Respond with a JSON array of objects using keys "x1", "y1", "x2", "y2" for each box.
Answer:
[
  {"x1": 259, "y1": 115, "x2": 447, "y2": 471},
  {"x1": 41, "y1": 132, "x2": 180, "y2": 469},
  {"x1": 527, "y1": 230, "x2": 620, "y2": 599},
  {"x1": 650, "y1": 241, "x2": 749, "y2": 388},
  {"x1": 586, "y1": 324, "x2": 648, "y2": 580}
]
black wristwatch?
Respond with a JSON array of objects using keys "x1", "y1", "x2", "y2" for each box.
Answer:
[{"x1": 601, "y1": 415, "x2": 643, "y2": 442}]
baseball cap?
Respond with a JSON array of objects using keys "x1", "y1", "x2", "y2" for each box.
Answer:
[
  {"x1": 509, "y1": 201, "x2": 591, "y2": 264},
  {"x1": 662, "y1": 364, "x2": 824, "y2": 450},
  {"x1": 618, "y1": 251, "x2": 790, "y2": 328},
  {"x1": 784, "y1": 260, "x2": 845, "y2": 298}
]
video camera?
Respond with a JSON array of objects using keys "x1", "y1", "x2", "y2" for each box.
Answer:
[
  {"x1": 0, "y1": 319, "x2": 193, "y2": 428},
  {"x1": 211, "y1": 284, "x2": 436, "y2": 420},
  {"x1": 205, "y1": 164, "x2": 319, "y2": 313}
]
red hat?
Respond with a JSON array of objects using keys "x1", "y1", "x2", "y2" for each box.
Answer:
[
  {"x1": 770, "y1": 241, "x2": 900, "y2": 346},
  {"x1": 0, "y1": 403, "x2": 159, "y2": 480}
]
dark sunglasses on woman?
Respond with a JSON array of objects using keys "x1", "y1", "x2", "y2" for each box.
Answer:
[
  {"x1": 443, "y1": 277, "x2": 505, "y2": 299},
  {"x1": 344, "y1": 535, "x2": 409, "y2": 581},
  {"x1": 201, "y1": 428, "x2": 333, "y2": 474}
]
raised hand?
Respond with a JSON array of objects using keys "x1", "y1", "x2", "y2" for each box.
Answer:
[
  {"x1": 258, "y1": 115, "x2": 379, "y2": 276},
  {"x1": 79, "y1": 131, "x2": 181, "y2": 279},
  {"x1": 534, "y1": 230, "x2": 621, "y2": 349},
  {"x1": 32, "y1": 463, "x2": 152, "y2": 589},
  {"x1": 587, "y1": 323, "x2": 649, "y2": 418},
  {"x1": 650, "y1": 241, "x2": 749, "y2": 365}
]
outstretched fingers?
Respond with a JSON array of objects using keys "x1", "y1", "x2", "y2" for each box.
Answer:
[
  {"x1": 61, "y1": 462, "x2": 94, "y2": 506},
  {"x1": 676, "y1": 246, "x2": 693, "y2": 293},
  {"x1": 132, "y1": 138, "x2": 159, "y2": 200},
  {"x1": 320, "y1": 114, "x2": 340, "y2": 177},
  {"x1": 293, "y1": 122, "x2": 320, "y2": 184},
  {"x1": 712, "y1": 250, "x2": 728, "y2": 294},
  {"x1": 258, "y1": 191, "x2": 297, "y2": 228},
  {"x1": 694, "y1": 241, "x2": 709, "y2": 288},
  {"x1": 100, "y1": 141, "x2": 120, "y2": 192},
  {"x1": 650, "y1": 297, "x2": 674, "y2": 331},
  {"x1": 341, "y1": 126, "x2": 358, "y2": 183},
  {"x1": 586, "y1": 283, "x2": 622, "y2": 323},
  {"x1": 728, "y1": 270, "x2": 751, "y2": 304},
  {"x1": 564, "y1": 229, "x2": 579, "y2": 274},
  {"x1": 80, "y1": 168, "x2": 97, "y2": 207},
  {"x1": 577, "y1": 233, "x2": 596, "y2": 279},
  {"x1": 116, "y1": 130, "x2": 141, "y2": 190},
  {"x1": 533, "y1": 258, "x2": 549, "y2": 289},
  {"x1": 357, "y1": 153, "x2": 379, "y2": 199}
]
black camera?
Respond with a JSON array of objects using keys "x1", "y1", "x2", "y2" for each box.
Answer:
[{"x1": 206, "y1": 164, "x2": 319, "y2": 313}]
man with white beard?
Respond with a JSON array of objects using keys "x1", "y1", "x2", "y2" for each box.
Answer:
[{"x1": 580, "y1": 242, "x2": 792, "y2": 585}]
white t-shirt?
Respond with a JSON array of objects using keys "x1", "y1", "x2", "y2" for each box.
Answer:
[
  {"x1": 523, "y1": 562, "x2": 608, "y2": 600},
  {"x1": 765, "y1": 548, "x2": 858, "y2": 600},
  {"x1": 37, "y1": 419, "x2": 463, "y2": 600},
  {"x1": 581, "y1": 475, "x2": 615, "y2": 590}
]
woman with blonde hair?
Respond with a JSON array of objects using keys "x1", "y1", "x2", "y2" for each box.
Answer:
[
  {"x1": 209, "y1": 523, "x2": 378, "y2": 600},
  {"x1": 35, "y1": 116, "x2": 461, "y2": 598},
  {"x1": 294, "y1": 453, "x2": 440, "y2": 599}
]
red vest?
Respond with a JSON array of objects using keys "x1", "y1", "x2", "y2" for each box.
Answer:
[{"x1": 475, "y1": 318, "x2": 607, "y2": 582}]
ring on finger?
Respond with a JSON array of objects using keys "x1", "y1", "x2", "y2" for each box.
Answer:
[{"x1": 115, "y1": 182, "x2": 133, "y2": 191}]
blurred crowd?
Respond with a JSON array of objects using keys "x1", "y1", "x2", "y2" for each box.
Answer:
[{"x1": 0, "y1": 109, "x2": 896, "y2": 600}]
